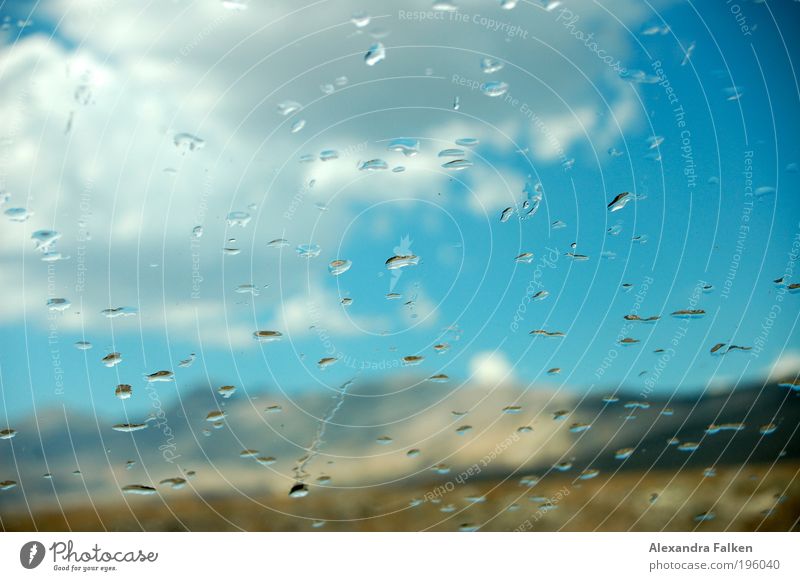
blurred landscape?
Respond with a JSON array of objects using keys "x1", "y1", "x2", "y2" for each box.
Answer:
[{"x1": 2, "y1": 377, "x2": 798, "y2": 531}]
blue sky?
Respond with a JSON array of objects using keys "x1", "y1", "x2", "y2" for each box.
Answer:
[{"x1": 0, "y1": 0, "x2": 799, "y2": 423}]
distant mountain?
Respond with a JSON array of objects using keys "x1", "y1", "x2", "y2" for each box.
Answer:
[{"x1": 1, "y1": 376, "x2": 797, "y2": 513}]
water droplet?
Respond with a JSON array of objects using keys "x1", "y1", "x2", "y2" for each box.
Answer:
[
  {"x1": 646, "y1": 135, "x2": 664, "y2": 149},
  {"x1": 455, "y1": 137, "x2": 479, "y2": 147},
  {"x1": 101, "y1": 306, "x2": 138, "y2": 318},
  {"x1": 291, "y1": 119, "x2": 306, "y2": 133},
  {"x1": 102, "y1": 352, "x2": 122, "y2": 367},
  {"x1": 386, "y1": 254, "x2": 419, "y2": 269},
  {"x1": 441, "y1": 159, "x2": 472, "y2": 170},
  {"x1": 480, "y1": 57, "x2": 504, "y2": 73},
  {"x1": 46, "y1": 298, "x2": 71, "y2": 311},
  {"x1": 434, "y1": 343, "x2": 450, "y2": 354},
  {"x1": 226, "y1": 211, "x2": 251, "y2": 227},
  {"x1": 433, "y1": 1, "x2": 458, "y2": 12},
  {"x1": 277, "y1": 101, "x2": 302, "y2": 116},
  {"x1": 218, "y1": 385, "x2": 237, "y2": 398},
  {"x1": 365, "y1": 42, "x2": 386, "y2": 66},
  {"x1": 159, "y1": 477, "x2": 187, "y2": 490},
  {"x1": 320, "y1": 149, "x2": 339, "y2": 161},
  {"x1": 705, "y1": 422, "x2": 746, "y2": 435},
  {"x1": 41, "y1": 251, "x2": 69, "y2": 262},
  {"x1": 328, "y1": 259, "x2": 352, "y2": 276},
  {"x1": 607, "y1": 192, "x2": 631, "y2": 212},
  {"x1": 530, "y1": 329, "x2": 565, "y2": 338},
  {"x1": 694, "y1": 511, "x2": 715, "y2": 522},
  {"x1": 318, "y1": 357, "x2": 338, "y2": 370},
  {"x1": 402, "y1": 355, "x2": 424, "y2": 366},
  {"x1": 359, "y1": 158, "x2": 389, "y2": 171},
  {"x1": 112, "y1": 423, "x2": 148, "y2": 432},
  {"x1": 296, "y1": 244, "x2": 321, "y2": 258},
  {"x1": 235, "y1": 284, "x2": 259, "y2": 296},
  {"x1": 438, "y1": 148, "x2": 466, "y2": 158},
  {"x1": 0, "y1": 428, "x2": 17, "y2": 439},
  {"x1": 206, "y1": 410, "x2": 227, "y2": 422},
  {"x1": 514, "y1": 252, "x2": 534, "y2": 264},
  {"x1": 387, "y1": 138, "x2": 420, "y2": 157},
  {"x1": 289, "y1": 483, "x2": 309, "y2": 498},
  {"x1": 532, "y1": 290, "x2": 549, "y2": 301},
  {"x1": 253, "y1": 330, "x2": 283, "y2": 343},
  {"x1": 670, "y1": 309, "x2": 705, "y2": 319},
  {"x1": 677, "y1": 441, "x2": 700, "y2": 452},
  {"x1": 482, "y1": 81, "x2": 508, "y2": 97},
  {"x1": 428, "y1": 374, "x2": 449, "y2": 383},
  {"x1": 115, "y1": 384, "x2": 132, "y2": 400},
  {"x1": 144, "y1": 370, "x2": 174, "y2": 382},
  {"x1": 122, "y1": 484, "x2": 157, "y2": 495},
  {"x1": 723, "y1": 85, "x2": 744, "y2": 101},
  {"x1": 351, "y1": 11, "x2": 370, "y2": 28},
  {"x1": 31, "y1": 229, "x2": 61, "y2": 252},
  {"x1": 173, "y1": 133, "x2": 204, "y2": 153}
]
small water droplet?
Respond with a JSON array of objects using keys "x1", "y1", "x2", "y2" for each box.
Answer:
[
  {"x1": 173, "y1": 133, "x2": 204, "y2": 153},
  {"x1": 351, "y1": 11, "x2": 370, "y2": 28},
  {"x1": 253, "y1": 330, "x2": 283, "y2": 343},
  {"x1": 291, "y1": 119, "x2": 306, "y2": 133},
  {"x1": 45, "y1": 298, "x2": 70, "y2": 312},
  {"x1": 482, "y1": 81, "x2": 508, "y2": 97},
  {"x1": 359, "y1": 158, "x2": 389, "y2": 171},
  {"x1": 365, "y1": 42, "x2": 386, "y2": 66},
  {"x1": 296, "y1": 243, "x2": 322, "y2": 258},
  {"x1": 480, "y1": 57, "x2": 504, "y2": 73},
  {"x1": 226, "y1": 211, "x2": 251, "y2": 227},
  {"x1": 328, "y1": 259, "x2": 352, "y2": 276},
  {"x1": 441, "y1": 159, "x2": 472, "y2": 170}
]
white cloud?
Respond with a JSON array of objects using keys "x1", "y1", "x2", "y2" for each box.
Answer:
[
  {"x1": 767, "y1": 351, "x2": 800, "y2": 382},
  {"x1": 0, "y1": 0, "x2": 676, "y2": 342},
  {"x1": 469, "y1": 350, "x2": 514, "y2": 386}
]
